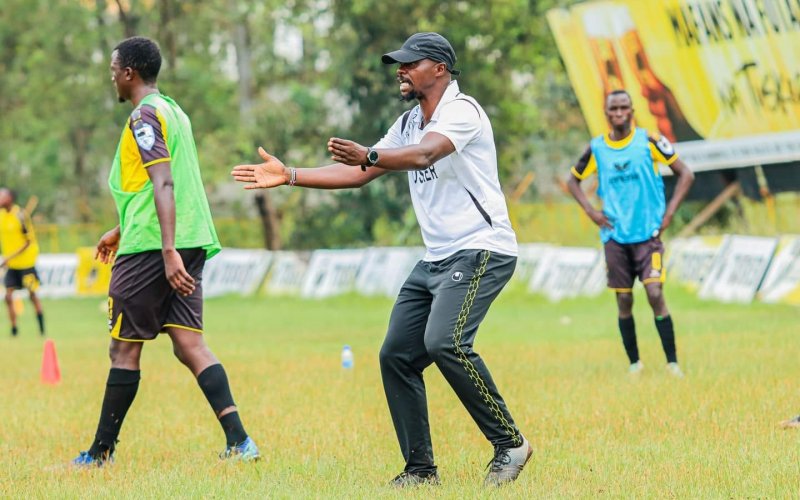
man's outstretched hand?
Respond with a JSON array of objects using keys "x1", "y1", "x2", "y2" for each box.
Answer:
[
  {"x1": 231, "y1": 147, "x2": 289, "y2": 189},
  {"x1": 328, "y1": 138, "x2": 368, "y2": 166}
]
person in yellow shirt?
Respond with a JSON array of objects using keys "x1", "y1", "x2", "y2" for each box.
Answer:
[{"x1": 0, "y1": 188, "x2": 45, "y2": 337}]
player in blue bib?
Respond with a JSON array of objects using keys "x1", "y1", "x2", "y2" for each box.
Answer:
[{"x1": 567, "y1": 89, "x2": 694, "y2": 376}]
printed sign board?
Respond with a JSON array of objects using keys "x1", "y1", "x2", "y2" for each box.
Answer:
[
  {"x1": 355, "y1": 247, "x2": 424, "y2": 298},
  {"x1": 758, "y1": 235, "x2": 800, "y2": 304},
  {"x1": 698, "y1": 235, "x2": 777, "y2": 302},
  {"x1": 301, "y1": 249, "x2": 368, "y2": 299},
  {"x1": 548, "y1": 0, "x2": 800, "y2": 171},
  {"x1": 204, "y1": 249, "x2": 273, "y2": 298}
]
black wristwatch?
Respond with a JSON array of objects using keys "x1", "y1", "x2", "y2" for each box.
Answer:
[{"x1": 365, "y1": 147, "x2": 379, "y2": 167}]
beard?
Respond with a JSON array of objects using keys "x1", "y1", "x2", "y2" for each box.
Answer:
[
  {"x1": 399, "y1": 90, "x2": 419, "y2": 102},
  {"x1": 398, "y1": 78, "x2": 419, "y2": 102}
]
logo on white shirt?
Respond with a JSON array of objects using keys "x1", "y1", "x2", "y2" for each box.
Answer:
[{"x1": 412, "y1": 165, "x2": 438, "y2": 184}]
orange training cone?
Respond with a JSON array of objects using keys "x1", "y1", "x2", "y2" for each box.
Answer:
[{"x1": 41, "y1": 339, "x2": 61, "y2": 385}]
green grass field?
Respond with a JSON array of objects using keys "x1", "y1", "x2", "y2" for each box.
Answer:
[{"x1": 2, "y1": 286, "x2": 799, "y2": 498}]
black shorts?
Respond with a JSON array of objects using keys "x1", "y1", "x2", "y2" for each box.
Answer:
[
  {"x1": 4, "y1": 267, "x2": 40, "y2": 292},
  {"x1": 603, "y1": 237, "x2": 666, "y2": 291},
  {"x1": 108, "y1": 248, "x2": 206, "y2": 342}
]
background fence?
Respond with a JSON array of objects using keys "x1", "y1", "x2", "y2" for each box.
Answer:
[
  {"x1": 33, "y1": 194, "x2": 800, "y2": 253},
  {"x1": 17, "y1": 234, "x2": 797, "y2": 307}
]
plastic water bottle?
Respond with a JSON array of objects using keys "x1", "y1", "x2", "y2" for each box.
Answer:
[{"x1": 341, "y1": 345, "x2": 354, "y2": 369}]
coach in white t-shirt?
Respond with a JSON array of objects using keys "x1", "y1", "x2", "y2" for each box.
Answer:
[{"x1": 231, "y1": 32, "x2": 531, "y2": 488}]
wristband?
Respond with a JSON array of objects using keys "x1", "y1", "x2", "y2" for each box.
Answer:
[{"x1": 288, "y1": 167, "x2": 297, "y2": 186}]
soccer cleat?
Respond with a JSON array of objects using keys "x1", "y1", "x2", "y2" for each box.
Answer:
[
  {"x1": 220, "y1": 436, "x2": 260, "y2": 462},
  {"x1": 483, "y1": 436, "x2": 533, "y2": 487},
  {"x1": 628, "y1": 361, "x2": 644, "y2": 375},
  {"x1": 71, "y1": 450, "x2": 113, "y2": 468},
  {"x1": 780, "y1": 415, "x2": 800, "y2": 429},
  {"x1": 666, "y1": 362, "x2": 684, "y2": 378},
  {"x1": 389, "y1": 470, "x2": 441, "y2": 488}
]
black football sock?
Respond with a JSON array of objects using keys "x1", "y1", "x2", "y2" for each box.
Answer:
[
  {"x1": 197, "y1": 364, "x2": 248, "y2": 446},
  {"x1": 219, "y1": 412, "x2": 248, "y2": 447},
  {"x1": 88, "y1": 368, "x2": 140, "y2": 458},
  {"x1": 618, "y1": 316, "x2": 639, "y2": 364},
  {"x1": 655, "y1": 315, "x2": 677, "y2": 363},
  {"x1": 37, "y1": 313, "x2": 45, "y2": 335},
  {"x1": 11, "y1": 326, "x2": 18, "y2": 337}
]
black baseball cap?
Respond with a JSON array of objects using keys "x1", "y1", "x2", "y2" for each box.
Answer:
[{"x1": 382, "y1": 32, "x2": 460, "y2": 76}]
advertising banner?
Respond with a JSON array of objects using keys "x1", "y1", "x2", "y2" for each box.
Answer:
[
  {"x1": 583, "y1": 257, "x2": 609, "y2": 296},
  {"x1": 204, "y1": 249, "x2": 273, "y2": 298},
  {"x1": 538, "y1": 247, "x2": 603, "y2": 301},
  {"x1": 547, "y1": 0, "x2": 800, "y2": 171},
  {"x1": 355, "y1": 247, "x2": 424, "y2": 298},
  {"x1": 516, "y1": 244, "x2": 557, "y2": 285},
  {"x1": 758, "y1": 235, "x2": 800, "y2": 303},
  {"x1": 301, "y1": 249, "x2": 368, "y2": 299},
  {"x1": 526, "y1": 246, "x2": 562, "y2": 294},
  {"x1": 75, "y1": 247, "x2": 112, "y2": 296},
  {"x1": 35, "y1": 254, "x2": 79, "y2": 298},
  {"x1": 263, "y1": 251, "x2": 310, "y2": 296},
  {"x1": 666, "y1": 235, "x2": 726, "y2": 290},
  {"x1": 698, "y1": 235, "x2": 777, "y2": 302}
]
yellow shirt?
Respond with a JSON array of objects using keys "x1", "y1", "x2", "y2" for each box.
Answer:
[{"x1": 0, "y1": 205, "x2": 39, "y2": 269}]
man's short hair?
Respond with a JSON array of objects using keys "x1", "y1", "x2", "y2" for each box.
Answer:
[
  {"x1": 606, "y1": 89, "x2": 632, "y2": 102},
  {"x1": 114, "y1": 37, "x2": 162, "y2": 83}
]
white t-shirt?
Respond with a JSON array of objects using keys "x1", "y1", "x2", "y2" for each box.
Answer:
[{"x1": 373, "y1": 81, "x2": 518, "y2": 261}]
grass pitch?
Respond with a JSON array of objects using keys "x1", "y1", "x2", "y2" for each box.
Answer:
[{"x1": 1, "y1": 286, "x2": 799, "y2": 498}]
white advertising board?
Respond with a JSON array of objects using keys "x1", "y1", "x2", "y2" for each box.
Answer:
[
  {"x1": 516, "y1": 243, "x2": 556, "y2": 285},
  {"x1": 301, "y1": 249, "x2": 368, "y2": 299},
  {"x1": 355, "y1": 247, "x2": 424, "y2": 298},
  {"x1": 203, "y1": 249, "x2": 273, "y2": 298},
  {"x1": 698, "y1": 236, "x2": 777, "y2": 303},
  {"x1": 538, "y1": 247, "x2": 602, "y2": 302},
  {"x1": 666, "y1": 236, "x2": 726, "y2": 290},
  {"x1": 263, "y1": 251, "x2": 310, "y2": 296},
  {"x1": 34, "y1": 254, "x2": 78, "y2": 298},
  {"x1": 758, "y1": 236, "x2": 800, "y2": 305}
]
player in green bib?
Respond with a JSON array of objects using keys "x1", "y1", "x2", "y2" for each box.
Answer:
[{"x1": 72, "y1": 37, "x2": 259, "y2": 467}]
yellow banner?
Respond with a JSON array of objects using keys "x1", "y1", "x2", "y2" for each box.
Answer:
[
  {"x1": 76, "y1": 247, "x2": 112, "y2": 296},
  {"x1": 548, "y1": 0, "x2": 800, "y2": 170}
]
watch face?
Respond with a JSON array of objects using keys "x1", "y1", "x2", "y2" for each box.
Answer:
[{"x1": 368, "y1": 150, "x2": 379, "y2": 165}]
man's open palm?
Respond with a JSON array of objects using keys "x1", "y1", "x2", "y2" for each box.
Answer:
[{"x1": 231, "y1": 147, "x2": 287, "y2": 189}]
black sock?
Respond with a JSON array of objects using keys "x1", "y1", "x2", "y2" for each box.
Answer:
[
  {"x1": 197, "y1": 364, "x2": 248, "y2": 446},
  {"x1": 655, "y1": 315, "x2": 677, "y2": 363},
  {"x1": 37, "y1": 313, "x2": 45, "y2": 335},
  {"x1": 219, "y1": 412, "x2": 248, "y2": 446},
  {"x1": 88, "y1": 368, "x2": 140, "y2": 458},
  {"x1": 618, "y1": 316, "x2": 639, "y2": 364},
  {"x1": 11, "y1": 326, "x2": 17, "y2": 336}
]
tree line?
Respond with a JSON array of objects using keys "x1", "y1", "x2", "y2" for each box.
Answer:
[{"x1": 0, "y1": 0, "x2": 587, "y2": 249}]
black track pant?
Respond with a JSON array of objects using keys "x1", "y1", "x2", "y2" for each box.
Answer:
[{"x1": 379, "y1": 249, "x2": 522, "y2": 474}]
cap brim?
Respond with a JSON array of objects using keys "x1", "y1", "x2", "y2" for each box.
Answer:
[{"x1": 381, "y1": 49, "x2": 423, "y2": 65}]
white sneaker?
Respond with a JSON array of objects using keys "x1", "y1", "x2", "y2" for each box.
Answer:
[
  {"x1": 628, "y1": 361, "x2": 644, "y2": 375},
  {"x1": 666, "y1": 362, "x2": 684, "y2": 378},
  {"x1": 483, "y1": 436, "x2": 533, "y2": 487}
]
